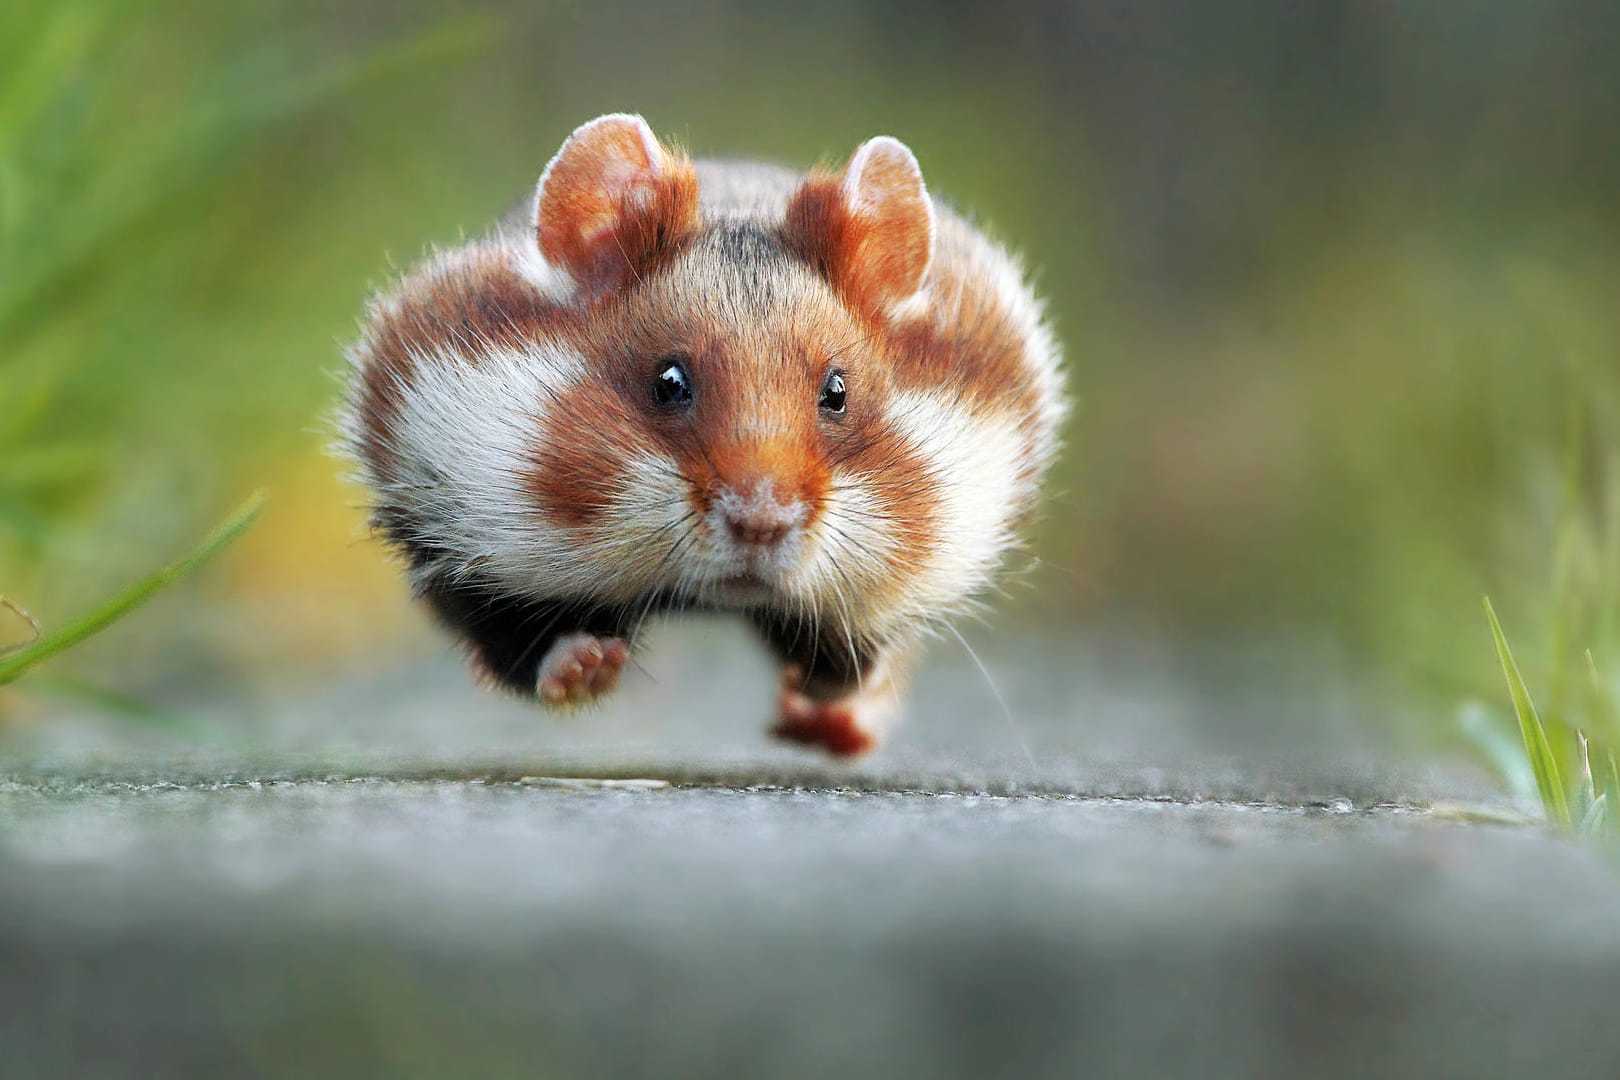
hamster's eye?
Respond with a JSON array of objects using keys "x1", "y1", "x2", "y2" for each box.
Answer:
[
  {"x1": 653, "y1": 358, "x2": 694, "y2": 410},
  {"x1": 819, "y1": 370, "x2": 848, "y2": 416}
]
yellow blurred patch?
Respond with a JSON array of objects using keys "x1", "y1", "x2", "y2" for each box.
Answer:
[{"x1": 217, "y1": 447, "x2": 430, "y2": 673}]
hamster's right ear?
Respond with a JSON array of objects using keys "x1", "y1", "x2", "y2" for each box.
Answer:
[
  {"x1": 784, "y1": 136, "x2": 935, "y2": 322},
  {"x1": 533, "y1": 114, "x2": 699, "y2": 300}
]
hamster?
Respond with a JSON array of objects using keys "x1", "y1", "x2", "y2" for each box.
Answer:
[{"x1": 341, "y1": 113, "x2": 1067, "y2": 756}]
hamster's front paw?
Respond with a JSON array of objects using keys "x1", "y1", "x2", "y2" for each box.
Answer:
[
  {"x1": 537, "y1": 633, "x2": 630, "y2": 706},
  {"x1": 771, "y1": 666, "x2": 889, "y2": 757}
]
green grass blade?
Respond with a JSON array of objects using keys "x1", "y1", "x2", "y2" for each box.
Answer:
[
  {"x1": 22, "y1": 673, "x2": 205, "y2": 736},
  {"x1": 0, "y1": 15, "x2": 493, "y2": 345},
  {"x1": 0, "y1": 490, "x2": 265, "y2": 685},
  {"x1": 1610, "y1": 749, "x2": 1620, "y2": 813},
  {"x1": 1580, "y1": 792, "x2": 1608, "y2": 834},
  {"x1": 1457, "y1": 702, "x2": 1539, "y2": 804},
  {"x1": 1484, "y1": 597, "x2": 1571, "y2": 825},
  {"x1": 1578, "y1": 730, "x2": 1597, "y2": 813}
]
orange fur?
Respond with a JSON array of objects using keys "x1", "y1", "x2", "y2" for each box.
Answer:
[
  {"x1": 782, "y1": 142, "x2": 932, "y2": 319},
  {"x1": 537, "y1": 116, "x2": 700, "y2": 299}
]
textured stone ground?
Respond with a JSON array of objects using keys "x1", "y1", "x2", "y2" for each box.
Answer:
[{"x1": 3, "y1": 622, "x2": 1618, "y2": 1078}]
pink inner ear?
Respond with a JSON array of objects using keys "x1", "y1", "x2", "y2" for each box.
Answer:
[
  {"x1": 536, "y1": 115, "x2": 663, "y2": 285},
  {"x1": 842, "y1": 137, "x2": 934, "y2": 307}
]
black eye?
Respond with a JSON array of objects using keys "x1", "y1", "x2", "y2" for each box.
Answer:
[
  {"x1": 819, "y1": 370, "x2": 847, "y2": 415},
  {"x1": 653, "y1": 358, "x2": 694, "y2": 409}
]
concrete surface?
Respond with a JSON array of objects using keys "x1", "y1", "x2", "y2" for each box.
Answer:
[{"x1": 3, "y1": 621, "x2": 1617, "y2": 1078}]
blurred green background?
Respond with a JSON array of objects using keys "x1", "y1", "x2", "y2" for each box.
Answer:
[{"x1": 2, "y1": 0, "x2": 1617, "y2": 770}]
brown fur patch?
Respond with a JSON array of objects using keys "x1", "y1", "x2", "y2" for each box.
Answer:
[
  {"x1": 782, "y1": 173, "x2": 852, "y2": 289},
  {"x1": 537, "y1": 118, "x2": 700, "y2": 300},
  {"x1": 352, "y1": 245, "x2": 581, "y2": 473},
  {"x1": 525, "y1": 372, "x2": 651, "y2": 528}
]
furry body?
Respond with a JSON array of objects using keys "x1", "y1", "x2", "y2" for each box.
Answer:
[{"x1": 342, "y1": 115, "x2": 1065, "y2": 754}]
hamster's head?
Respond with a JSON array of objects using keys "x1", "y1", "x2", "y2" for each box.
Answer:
[{"x1": 516, "y1": 115, "x2": 940, "y2": 626}]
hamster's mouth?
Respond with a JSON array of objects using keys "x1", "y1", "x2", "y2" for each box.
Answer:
[
  {"x1": 705, "y1": 541, "x2": 805, "y2": 603},
  {"x1": 713, "y1": 571, "x2": 777, "y2": 603},
  {"x1": 719, "y1": 571, "x2": 769, "y2": 588}
]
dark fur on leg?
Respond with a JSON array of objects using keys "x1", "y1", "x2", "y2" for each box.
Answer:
[
  {"x1": 419, "y1": 577, "x2": 632, "y2": 696},
  {"x1": 750, "y1": 611, "x2": 888, "y2": 701}
]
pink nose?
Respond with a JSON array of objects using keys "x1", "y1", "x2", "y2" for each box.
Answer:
[
  {"x1": 725, "y1": 506, "x2": 794, "y2": 547},
  {"x1": 719, "y1": 482, "x2": 800, "y2": 544}
]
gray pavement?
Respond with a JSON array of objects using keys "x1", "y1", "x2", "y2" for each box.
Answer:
[{"x1": 3, "y1": 621, "x2": 1618, "y2": 1078}]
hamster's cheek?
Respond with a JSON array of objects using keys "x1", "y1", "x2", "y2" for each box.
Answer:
[
  {"x1": 800, "y1": 442, "x2": 938, "y2": 631},
  {"x1": 809, "y1": 474, "x2": 905, "y2": 586},
  {"x1": 526, "y1": 384, "x2": 705, "y2": 595},
  {"x1": 592, "y1": 449, "x2": 707, "y2": 588},
  {"x1": 526, "y1": 383, "x2": 654, "y2": 528},
  {"x1": 879, "y1": 388, "x2": 1033, "y2": 611}
]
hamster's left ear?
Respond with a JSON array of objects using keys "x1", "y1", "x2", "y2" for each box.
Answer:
[
  {"x1": 533, "y1": 113, "x2": 699, "y2": 300},
  {"x1": 784, "y1": 136, "x2": 935, "y2": 320}
]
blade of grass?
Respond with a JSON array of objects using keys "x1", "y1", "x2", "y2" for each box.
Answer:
[
  {"x1": 1610, "y1": 748, "x2": 1620, "y2": 815},
  {"x1": 1484, "y1": 596, "x2": 1571, "y2": 825},
  {"x1": 22, "y1": 672, "x2": 205, "y2": 736},
  {"x1": 0, "y1": 490, "x2": 265, "y2": 685},
  {"x1": 1578, "y1": 730, "x2": 1597, "y2": 817},
  {"x1": 1580, "y1": 793, "x2": 1609, "y2": 834},
  {"x1": 1458, "y1": 701, "x2": 1538, "y2": 804},
  {"x1": 0, "y1": 14, "x2": 494, "y2": 344}
]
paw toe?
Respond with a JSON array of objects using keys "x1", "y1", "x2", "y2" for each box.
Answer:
[{"x1": 537, "y1": 633, "x2": 630, "y2": 706}]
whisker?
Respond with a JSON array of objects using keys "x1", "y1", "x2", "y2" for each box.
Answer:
[{"x1": 945, "y1": 623, "x2": 1035, "y2": 769}]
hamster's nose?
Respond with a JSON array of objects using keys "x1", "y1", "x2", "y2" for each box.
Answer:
[
  {"x1": 724, "y1": 504, "x2": 795, "y2": 548},
  {"x1": 718, "y1": 481, "x2": 803, "y2": 549}
]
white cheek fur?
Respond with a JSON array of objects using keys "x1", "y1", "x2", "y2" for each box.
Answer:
[
  {"x1": 883, "y1": 388, "x2": 1030, "y2": 620},
  {"x1": 582, "y1": 452, "x2": 702, "y2": 597},
  {"x1": 794, "y1": 476, "x2": 899, "y2": 649},
  {"x1": 799, "y1": 476, "x2": 900, "y2": 619},
  {"x1": 350, "y1": 339, "x2": 591, "y2": 596}
]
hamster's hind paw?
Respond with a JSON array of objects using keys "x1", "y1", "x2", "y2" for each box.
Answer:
[
  {"x1": 772, "y1": 672, "x2": 882, "y2": 757},
  {"x1": 537, "y1": 633, "x2": 630, "y2": 706}
]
